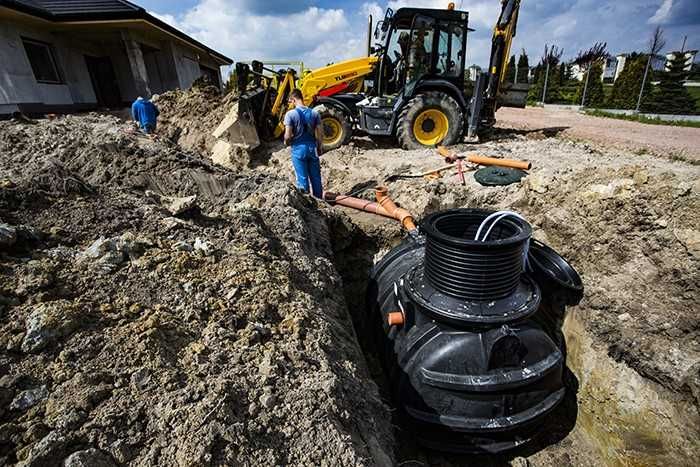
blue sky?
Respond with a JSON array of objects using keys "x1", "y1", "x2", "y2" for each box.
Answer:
[{"x1": 140, "y1": 0, "x2": 699, "y2": 70}]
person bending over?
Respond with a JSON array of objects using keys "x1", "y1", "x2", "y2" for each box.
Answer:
[{"x1": 131, "y1": 96, "x2": 159, "y2": 134}]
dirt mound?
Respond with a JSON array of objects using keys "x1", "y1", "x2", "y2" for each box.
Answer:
[
  {"x1": 0, "y1": 115, "x2": 394, "y2": 466},
  {"x1": 152, "y1": 86, "x2": 237, "y2": 155}
]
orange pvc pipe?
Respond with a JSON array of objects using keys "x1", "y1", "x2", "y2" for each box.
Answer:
[
  {"x1": 438, "y1": 146, "x2": 531, "y2": 170},
  {"x1": 325, "y1": 189, "x2": 417, "y2": 232},
  {"x1": 375, "y1": 187, "x2": 417, "y2": 231},
  {"x1": 387, "y1": 311, "x2": 405, "y2": 326},
  {"x1": 437, "y1": 146, "x2": 455, "y2": 161},
  {"x1": 467, "y1": 154, "x2": 531, "y2": 170},
  {"x1": 325, "y1": 192, "x2": 393, "y2": 219}
]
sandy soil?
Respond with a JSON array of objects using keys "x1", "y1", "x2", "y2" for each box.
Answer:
[{"x1": 496, "y1": 106, "x2": 700, "y2": 162}]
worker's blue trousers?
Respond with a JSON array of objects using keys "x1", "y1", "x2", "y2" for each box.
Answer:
[{"x1": 291, "y1": 143, "x2": 323, "y2": 198}]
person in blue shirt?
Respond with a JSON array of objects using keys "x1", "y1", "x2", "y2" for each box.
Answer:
[
  {"x1": 283, "y1": 89, "x2": 324, "y2": 198},
  {"x1": 131, "y1": 97, "x2": 159, "y2": 134}
]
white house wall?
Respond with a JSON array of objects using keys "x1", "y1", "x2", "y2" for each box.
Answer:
[
  {"x1": 0, "y1": 19, "x2": 97, "y2": 108},
  {"x1": 173, "y1": 42, "x2": 202, "y2": 89}
]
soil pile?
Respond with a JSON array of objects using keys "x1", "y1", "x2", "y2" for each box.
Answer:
[
  {"x1": 0, "y1": 115, "x2": 394, "y2": 466},
  {"x1": 153, "y1": 85, "x2": 237, "y2": 155}
]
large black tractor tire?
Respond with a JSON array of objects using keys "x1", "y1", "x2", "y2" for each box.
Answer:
[
  {"x1": 314, "y1": 104, "x2": 352, "y2": 151},
  {"x1": 396, "y1": 91, "x2": 463, "y2": 150}
]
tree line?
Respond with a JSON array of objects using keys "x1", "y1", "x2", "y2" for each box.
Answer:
[{"x1": 504, "y1": 27, "x2": 698, "y2": 115}]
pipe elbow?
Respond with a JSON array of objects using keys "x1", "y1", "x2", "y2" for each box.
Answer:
[
  {"x1": 395, "y1": 208, "x2": 417, "y2": 231},
  {"x1": 375, "y1": 186, "x2": 416, "y2": 232}
]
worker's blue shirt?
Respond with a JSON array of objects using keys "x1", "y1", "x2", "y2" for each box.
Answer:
[
  {"x1": 283, "y1": 106, "x2": 321, "y2": 148},
  {"x1": 131, "y1": 98, "x2": 159, "y2": 129}
]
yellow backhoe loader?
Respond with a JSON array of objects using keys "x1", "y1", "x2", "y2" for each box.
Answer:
[{"x1": 214, "y1": 0, "x2": 526, "y2": 153}]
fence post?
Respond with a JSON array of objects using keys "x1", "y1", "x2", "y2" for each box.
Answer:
[
  {"x1": 581, "y1": 63, "x2": 591, "y2": 107},
  {"x1": 542, "y1": 61, "x2": 550, "y2": 105}
]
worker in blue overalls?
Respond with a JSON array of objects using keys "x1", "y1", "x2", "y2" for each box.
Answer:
[
  {"x1": 283, "y1": 89, "x2": 324, "y2": 198},
  {"x1": 131, "y1": 96, "x2": 159, "y2": 134}
]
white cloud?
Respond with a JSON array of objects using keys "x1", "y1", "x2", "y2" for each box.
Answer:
[
  {"x1": 150, "y1": 0, "x2": 506, "y2": 71},
  {"x1": 381, "y1": 0, "x2": 499, "y2": 27},
  {"x1": 150, "y1": 0, "x2": 361, "y2": 69},
  {"x1": 360, "y1": 2, "x2": 384, "y2": 20},
  {"x1": 649, "y1": 0, "x2": 673, "y2": 24}
]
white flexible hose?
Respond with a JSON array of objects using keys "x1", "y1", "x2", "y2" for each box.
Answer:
[
  {"x1": 474, "y1": 210, "x2": 531, "y2": 271},
  {"x1": 474, "y1": 210, "x2": 526, "y2": 241}
]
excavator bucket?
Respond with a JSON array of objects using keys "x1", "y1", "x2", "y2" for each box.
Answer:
[{"x1": 498, "y1": 82, "x2": 529, "y2": 108}]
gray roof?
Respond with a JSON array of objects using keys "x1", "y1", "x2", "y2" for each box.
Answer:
[
  {"x1": 1, "y1": 0, "x2": 232, "y2": 64},
  {"x1": 3, "y1": 0, "x2": 139, "y2": 17}
]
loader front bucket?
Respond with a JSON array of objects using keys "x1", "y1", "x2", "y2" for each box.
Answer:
[{"x1": 212, "y1": 88, "x2": 267, "y2": 150}]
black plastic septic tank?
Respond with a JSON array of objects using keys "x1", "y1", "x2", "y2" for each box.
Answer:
[{"x1": 368, "y1": 209, "x2": 566, "y2": 453}]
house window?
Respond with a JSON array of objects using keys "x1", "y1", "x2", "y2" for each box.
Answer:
[{"x1": 22, "y1": 38, "x2": 62, "y2": 84}]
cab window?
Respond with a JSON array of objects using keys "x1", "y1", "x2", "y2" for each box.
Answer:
[{"x1": 436, "y1": 22, "x2": 464, "y2": 77}]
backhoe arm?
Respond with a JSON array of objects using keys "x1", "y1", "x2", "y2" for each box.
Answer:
[
  {"x1": 297, "y1": 56, "x2": 379, "y2": 105},
  {"x1": 484, "y1": 0, "x2": 521, "y2": 101}
]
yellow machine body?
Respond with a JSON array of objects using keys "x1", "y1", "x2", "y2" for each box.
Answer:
[
  {"x1": 297, "y1": 56, "x2": 379, "y2": 104},
  {"x1": 267, "y1": 56, "x2": 379, "y2": 137}
]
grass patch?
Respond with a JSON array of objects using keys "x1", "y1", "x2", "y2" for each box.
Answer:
[{"x1": 584, "y1": 109, "x2": 700, "y2": 128}]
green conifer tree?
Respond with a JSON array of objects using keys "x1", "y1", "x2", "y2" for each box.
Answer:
[
  {"x1": 557, "y1": 62, "x2": 573, "y2": 85},
  {"x1": 223, "y1": 70, "x2": 238, "y2": 95},
  {"x1": 608, "y1": 56, "x2": 651, "y2": 109},
  {"x1": 516, "y1": 51, "x2": 529, "y2": 83},
  {"x1": 575, "y1": 62, "x2": 605, "y2": 107},
  {"x1": 646, "y1": 52, "x2": 696, "y2": 114}
]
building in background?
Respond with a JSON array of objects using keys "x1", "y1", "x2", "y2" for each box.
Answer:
[
  {"x1": 0, "y1": 0, "x2": 232, "y2": 115},
  {"x1": 665, "y1": 50, "x2": 698, "y2": 72},
  {"x1": 571, "y1": 53, "x2": 667, "y2": 83},
  {"x1": 602, "y1": 56, "x2": 617, "y2": 81}
]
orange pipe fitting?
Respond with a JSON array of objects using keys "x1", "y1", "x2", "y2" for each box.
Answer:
[
  {"x1": 375, "y1": 187, "x2": 417, "y2": 231},
  {"x1": 387, "y1": 311, "x2": 405, "y2": 326}
]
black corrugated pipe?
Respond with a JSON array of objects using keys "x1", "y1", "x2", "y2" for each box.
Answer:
[{"x1": 421, "y1": 209, "x2": 531, "y2": 301}]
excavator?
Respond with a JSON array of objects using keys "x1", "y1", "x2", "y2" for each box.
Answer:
[{"x1": 214, "y1": 0, "x2": 526, "y2": 153}]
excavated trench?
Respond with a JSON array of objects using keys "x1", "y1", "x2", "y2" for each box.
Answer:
[
  {"x1": 151, "y1": 86, "x2": 700, "y2": 463},
  {"x1": 328, "y1": 207, "x2": 698, "y2": 466}
]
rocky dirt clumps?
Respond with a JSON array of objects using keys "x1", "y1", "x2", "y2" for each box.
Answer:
[{"x1": 0, "y1": 115, "x2": 394, "y2": 466}]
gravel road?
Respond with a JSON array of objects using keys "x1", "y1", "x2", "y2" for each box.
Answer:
[{"x1": 496, "y1": 106, "x2": 700, "y2": 162}]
